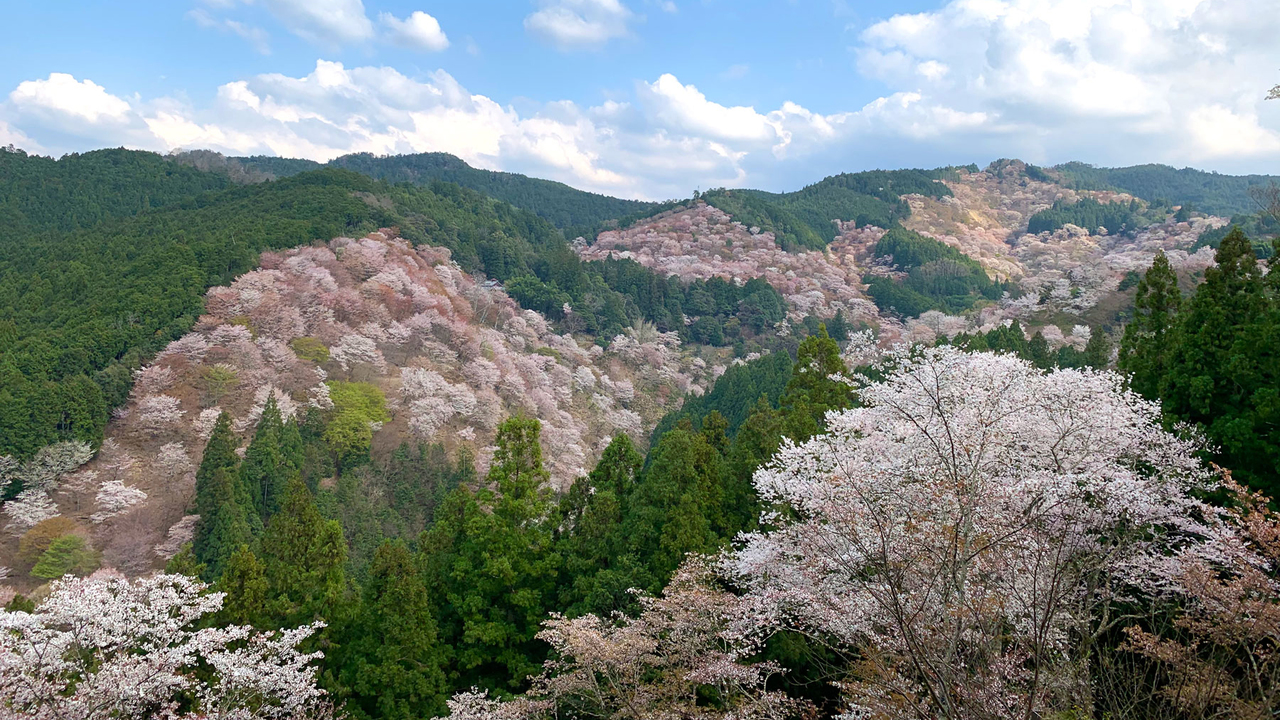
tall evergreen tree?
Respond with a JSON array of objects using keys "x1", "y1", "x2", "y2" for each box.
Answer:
[
  {"x1": 419, "y1": 416, "x2": 560, "y2": 693},
  {"x1": 1158, "y1": 228, "x2": 1280, "y2": 495},
  {"x1": 1084, "y1": 327, "x2": 1113, "y2": 369},
  {"x1": 1119, "y1": 251, "x2": 1182, "y2": 399},
  {"x1": 192, "y1": 468, "x2": 253, "y2": 582},
  {"x1": 335, "y1": 541, "x2": 449, "y2": 720},
  {"x1": 259, "y1": 477, "x2": 347, "y2": 628},
  {"x1": 780, "y1": 325, "x2": 852, "y2": 442},
  {"x1": 557, "y1": 434, "x2": 644, "y2": 617},
  {"x1": 216, "y1": 545, "x2": 268, "y2": 626},
  {"x1": 241, "y1": 398, "x2": 302, "y2": 523}
]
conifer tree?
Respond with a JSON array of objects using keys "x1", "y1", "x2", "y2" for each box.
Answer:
[
  {"x1": 780, "y1": 325, "x2": 852, "y2": 442},
  {"x1": 1084, "y1": 327, "x2": 1112, "y2": 369},
  {"x1": 193, "y1": 467, "x2": 252, "y2": 582},
  {"x1": 336, "y1": 541, "x2": 449, "y2": 720},
  {"x1": 259, "y1": 477, "x2": 347, "y2": 628},
  {"x1": 1120, "y1": 253, "x2": 1182, "y2": 400},
  {"x1": 420, "y1": 416, "x2": 559, "y2": 693},
  {"x1": 1028, "y1": 331, "x2": 1053, "y2": 369},
  {"x1": 557, "y1": 435, "x2": 643, "y2": 616},
  {"x1": 1158, "y1": 227, "x2": 1280, "y2": 495},
  {"x1": 216, "y1": 544, "x2": 268, "y2": 626},
  {"x1": 241, "y1": 398, "x2": 301, "y2": 522}
]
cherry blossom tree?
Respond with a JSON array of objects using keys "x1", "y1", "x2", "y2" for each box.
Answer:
[
  {"x1": 136, "y1": 395, "x2": 187, "y2": 436},
  {"x1": 0, "y1": 573, "x2": 332, "y2": 719},
  {"x1": 90, "y1": 479, "x2": 147, "y2": 524},
  {"x1": 722, "y1": 345, "x2": 1226, "y2": 720},
  {"x1": 445, "y1": 561, "x2": 806, "y2": 720}
]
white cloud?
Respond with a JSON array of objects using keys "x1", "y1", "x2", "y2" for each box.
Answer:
[
  {"x1": 380, "y1": 11, "x2": 449, "y2": 52},
  {"x1": 261, "y1": 0, "x2": 374, "y2": 46},
  {"x1": 9, "y1": 73, "x2": 132, "y2": 124},
  {"x1": 852, "y1": 0, "x2": 1280, "y2": 167},
  {"x1": 525, "y1": 0, "x2": 634, "y2": 51},
  {"x1": 4, "y1": 0, "x2": 1278, "y2": 201},
  {"x1": 187, "y1": 8, "x2": 270, "y2": 54}
]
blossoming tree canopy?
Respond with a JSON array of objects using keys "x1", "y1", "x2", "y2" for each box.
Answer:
[
  {"x1": 0, "y1": 573, "x2": 331, "y2": 719},
  {"x1": 722, "y1": 345, "x2": 1228, "y2": 717}
]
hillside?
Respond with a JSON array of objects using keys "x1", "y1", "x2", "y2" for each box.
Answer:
[
  {"x1": 1054, "y1": 161, "x2": 1280, "y2": 216},
  {"x1": 1, "y1": 229, "x2": 715, "y2": 576},
  {"x1": 225, "y1": 151, "x2": 658, "y2": 237}
]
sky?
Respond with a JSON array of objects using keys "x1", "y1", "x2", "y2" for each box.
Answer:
[{"x1": 1, "y1": 0, "x2": 1277, "y2": 200}]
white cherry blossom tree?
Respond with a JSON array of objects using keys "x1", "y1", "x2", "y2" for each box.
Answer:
[
  {"x1": 0, "y1": 573, "x2": 333, "y2": 719},
  {"x1": 722, "y1": 345, "x2": 1226, "y2": 720}
]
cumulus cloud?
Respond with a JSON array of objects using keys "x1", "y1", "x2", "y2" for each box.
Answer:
[
  {"x1": 9, "y1": 74, "x2": 132, "y2": 124},
  {"x1": 380, "y1": 11, "x2": 449, "y2": 52},
  {"x1": 187, "y1": 8, "x2": 270, "y2": 54},
  {"x1": 852, "y1": 0, "x2": 1280, "y2": 168},
  {"x1": 525, "y1": 0, "x2": 634, "y2": 50},
  {"x1": 4, "y1": 0, "x2": 1277, "y2": 199}
]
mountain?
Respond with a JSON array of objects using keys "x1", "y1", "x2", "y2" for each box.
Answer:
[
  {"x1": 223, "y1": 151, "x2": 658, "y2": 237},
  {"x1": 1052, "y1": 161, "x2": 1280, "y2": 216}
]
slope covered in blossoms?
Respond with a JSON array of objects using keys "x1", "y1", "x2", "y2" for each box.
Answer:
[
  {"x1": 2, "y1": 230, "x2": 714, "y2": 578},
  {"x1": 577, "y1": 201, "x2": 884, "y2": 327}
]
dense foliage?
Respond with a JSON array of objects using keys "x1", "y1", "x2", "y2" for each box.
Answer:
[
  {"x1": 1055, "y1": 161, "x2": 1280, "y2": 216},
  {"x1": 748, "y1": 168, "x2": 955, "y2": 242},
  {"x1": 1121, "y1": 228, "x2": 1280, "y2": 498},
  {"x1": 1193, "y1": 213, "x2": 1279, "y2": 258},
  {"x1": 0, "y1": 149, "x2": 788, "y2": 460},
  {"x1": 232, "y1": 151, "x2": 657, "y2": 238},
  {"x1": 865, "y1": 227, "x2": 1011, "y2": 317},
  {"x1": 1026, "y1": 196, "x2": 1144, "y2": 235}
]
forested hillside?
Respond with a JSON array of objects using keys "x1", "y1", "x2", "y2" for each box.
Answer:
[
  {"x1": 226, "y1": 151, "x2": 658, "y2": 238},
  {"x1": 6, "y1": 145, "x2": 1280, "y2": 720},
  {"x1": 1054, "y1": 161, "x2": 1280, "y2": 216}
]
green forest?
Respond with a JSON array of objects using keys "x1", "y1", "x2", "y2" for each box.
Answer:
[
  {"x1": 1054, "y1": 161, "x2": 1280, "y2": 216},
  {"x1": 864, "y1": 227, "x2": 1012, "y2": 316}
]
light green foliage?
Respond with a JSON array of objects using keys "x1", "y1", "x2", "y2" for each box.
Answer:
[
  {"x1": 30, "y1": 534, "x2": 98, "y2": 579},
  {"x1": 289, "y1": 337, "x2": 330, "y2": 364},
  {"x1": 324, "y1": 381, "x2": 389, "y2": 469},
  {"x1": 216, "y1": 544, "x2": 268, "y2": 626}
]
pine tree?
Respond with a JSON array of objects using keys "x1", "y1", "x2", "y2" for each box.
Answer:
[
  {"x1": 336, "y1": 541, "x2": 449, "y2": 720},
  {"x1": 1028, "y1": 331, "x2": 1053, "y2": 370},
  {"x1": 1158, "y1": 227, "x2": 1280, "y2": 495},
  {"x1": 259, "y1": 477, "x2": 347, "y2": 628},
  {"x1": 241, "y1": 398, "x2": 301, "y2": 522},
  {"x1": 1084, "y1": 328, "x2": 1112, "y2": 369},
  {"x1": 557, "y1": 434, "x2": 643, "y2": 616},
  {"x1": 780, "y1": 325, "x2": 851, "y2": 442},
  {"x1": 1120, "y1": 252, "x2": 1182, "y2": 398}
]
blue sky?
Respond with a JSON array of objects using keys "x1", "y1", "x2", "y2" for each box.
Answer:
[{"x1": 2, "y1": 0, "x2": 1277, "y2": 199}]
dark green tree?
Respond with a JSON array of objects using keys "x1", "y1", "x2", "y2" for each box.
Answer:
[
  {"x1": 216, "y1": 545, "x2": 268, "y2": 626},
  {"x1": 335, "y1": 541, "x2": 449, "y2": 720},
  {"x1": 1084, "y1": 328, "x2": 1113, "y2": 369},
  {"x1": 419, "y1": 416, "x2": 560, "y2": 693},
  {"x1": 259, "y1": 477, "x2": 347, "y2": 628},
  {"x1": 780, "y1": 325, "x2": 852, "y2": 442},
  {"x1": 193, "y1": 467, "x2": 253, "y2": 582},
  {"x1": 1119, "y1": 252, "x2": 1182, "y2": 399},
  {"x1": 240, "y1": 398, "x2": 302, "y2": 522}
]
